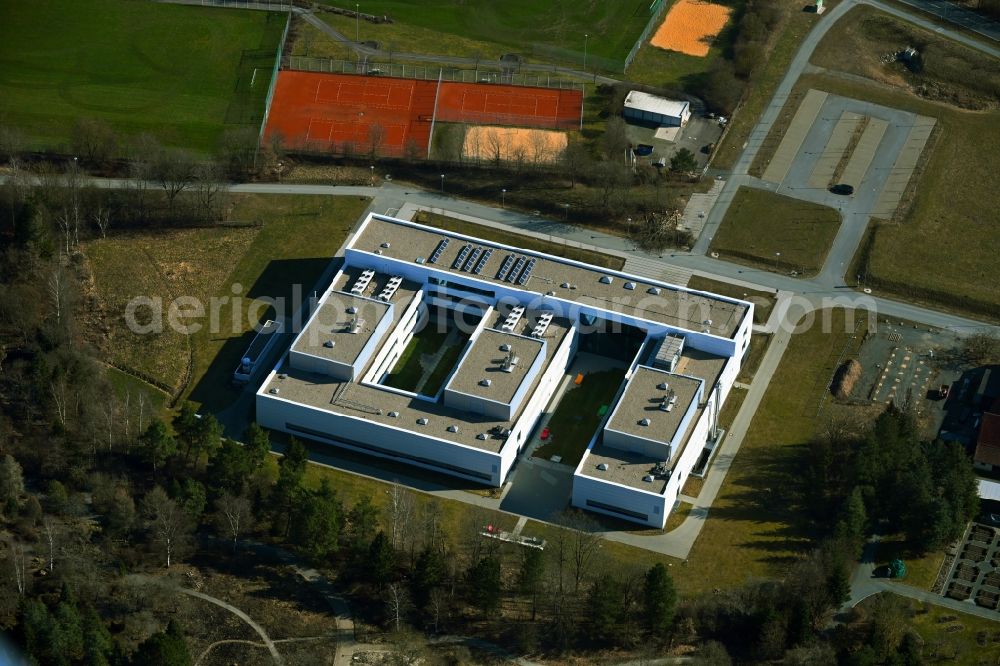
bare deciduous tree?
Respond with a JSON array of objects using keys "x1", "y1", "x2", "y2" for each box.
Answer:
[
  {"x1": 7, "y1": 540, "x2": 28, "y2": 596},
  {"x1": 151, "y1": 148, "x2": 196, "y2": 214},
  {"x1": 41, "y1": 517, "x2": 58, "y2": 573},
  {"x1": 193, "y1": 161, "x2": 227, "y2": 223},
  {"x1": 385, "y1": 582, "x2": 410, "y2": 632},
  {"x1": 368, "y1": 122, "x2": 386, "y2": 160},
  {"x1": 143, "y1": 486, "x2": 192, "y2": 568},
  {"x1": 388, "y1": 482, "x2": 414, "y2": 550},
  {"x1": 215, "y1": 491, "x2": 253, "y2": 551},
  {"x1": 91, "y1": 203, "x2": 111, "y2": 239},
  {"x1": 563, "y1": 511, "x2": 603, "y2": 593}
]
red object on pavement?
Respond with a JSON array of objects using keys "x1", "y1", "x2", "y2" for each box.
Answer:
[{"x1": 540, "y1": 427, "x2": 551, "y2": 440}]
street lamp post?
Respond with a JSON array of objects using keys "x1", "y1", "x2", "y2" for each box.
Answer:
[
  {"x1": 584, "y1": 34, "x2": 589, "y2": 72},
  {"x1": 440, "y1": 174, "x2": 445, "y2": 193},
  {"x1": 370, "y1": 165, "x2": 374, "y2": 186},
  {"x1": 501, "y1": 188, "x2": 506, "y2": 208},
  {"x1": 356, "y1": 3, "x2": 360, "y2": 43},
  {"x1": 774, "y1": 251, "x2": 781, "y2": 272},
  {"x1": 562, "y1": 203, "x2": 570, "y2": 220}
]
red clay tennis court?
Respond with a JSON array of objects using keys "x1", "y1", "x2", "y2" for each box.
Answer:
[
  {"x1": 436, "y1": 82, "x2": 581, "y2": 129},
  {"x1": 264, "y1": 71, "x2": 436, "y2": 157},
  {"x1": 264, "y1": 71, "x2": 583, "y2": 157}
]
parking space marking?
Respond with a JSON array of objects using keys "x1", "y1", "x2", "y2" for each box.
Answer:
[
  {"x1": 840, "y1": 117, "x2": 888, "y2": 189},
  {"x1": 762, "y1": 89, "x2": 829, "y2": 184}
]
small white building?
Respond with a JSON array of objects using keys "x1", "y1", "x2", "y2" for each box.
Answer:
[{"x1": 623, "y1": 90, "x2": 691, "y2": 127}]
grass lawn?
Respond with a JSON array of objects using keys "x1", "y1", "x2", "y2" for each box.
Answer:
[
  {"x1": 857, "y1": 593, "x2": 1000, "y2": 665},
  {"x1": 383, "y1": 327, "x2": 449, "y2": 392},
  {"x1": 85, "y1": 194, "x2": 371, "y2": 408},
  {"x1": 665, "y1": 502, "x2": 694, "y2": 532},
  {"x1": 184, "y1": 195, "x2": 372, "y2": 412},
  {"x1": 799, "y1": 14, "x2": 1000, "y2": 317},
  {"x1": 710, "y1": 187, "x2": 841, "y2": 276},
  {"x1": 673, "y1": 309, "x2": 867, "y2": 594},
  {"x1": 737, "y1": 334, "x2": 771, "y2": 384},
  {"x1": 874, "y1": 535, "x2": 946, "y2": 591},
  {"x1": 85, "y1": 225, "x2": 259, "y2": 395},
  {"x1": 105, "y1": 365, "x2": 170, "y2": 420},
  {"x1": 811, "y1": 5, "x2": 1000, "y2": 111},
  {"x1": 533, "y1": 368, "x2": 627, "y2": 467},
  {"x1": 686, "y1": 275, "x2": 776, "y2": 325},
  {"x1": 316, "y1": 0, "x2": 650, "y2": 66},
  {"x1": 413, "y1": 211, "x2": 625, "y2": 270},
  {"x1": 423, "y1": 342, "x2": 467, "y2": 396},
  {"x1": 713, "y1": 9, "x2": 828, "y2": 169},
  {"x1": 302, "y1": 460, "x2": 518, "y2": 545},
  {"x1": 0, "y1": 0, "x2": 283, "y2": 153},
  {"x1": 626, "y1": 40, "x2": 727, "y2": 91}
]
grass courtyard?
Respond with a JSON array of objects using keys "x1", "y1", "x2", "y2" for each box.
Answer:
[
  {"x1": 709, "y1": 187, "x2": 842, "y2": 276},
  {"x1": 0, "y1": 0, "x2": 283, "y2": 152},
  {"x1": 382, "y1": 323, "x2": 470, "y2": 396},
  {"x1": 85, "y1": 195, "x2": 372, "y2": 409},
  {"x1": 532, "y1": 367, "x2": 627, "y2": 467}
]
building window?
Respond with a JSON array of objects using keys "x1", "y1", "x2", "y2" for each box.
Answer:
[{"x1": 586, "y1": 499, "x2": 648, "y2": 522}]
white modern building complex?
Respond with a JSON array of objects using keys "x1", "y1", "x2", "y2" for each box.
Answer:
[
  {"x1": 623, "y1": 90, "x2": 692, "y2": 127},
  {"x1": 256, "y1": 213, "x2": 753, "y2": 528}
]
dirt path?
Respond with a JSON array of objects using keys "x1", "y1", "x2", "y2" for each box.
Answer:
[{"x1": 128, "y1": 574, "x2": 285, "y2": 665}]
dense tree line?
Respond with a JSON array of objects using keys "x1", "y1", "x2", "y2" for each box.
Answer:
[{"x1": 807, "y1": 405, "x2": 979, "y2": 553}]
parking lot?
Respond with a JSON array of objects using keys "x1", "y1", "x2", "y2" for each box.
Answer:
[{"x1": 624, "y1": 116, "x2": 724, "y2": 170}]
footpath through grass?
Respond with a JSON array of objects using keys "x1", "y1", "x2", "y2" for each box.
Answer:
[
  {"x1": 0, "y1": 0, "x2": 283, "y2": 152},
  {"x1": 675, "y1": 309, "x2": 864, "y2": 594},
  {"x1": 317, "y1": 0, "x2": 649, "y2": 65},
  {"x1": 713, "y1": 8, "x2": 828, "y2": 169},
  {"x1": 709, "y1": 187, "x2": 841, "y2": 276},
  {"x1": 414, "y1": 211, "x2": 625, "y2": 270}
]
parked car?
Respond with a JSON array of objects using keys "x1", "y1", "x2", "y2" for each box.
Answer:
[{"x1": 830, "y1": 183, "x2": 854, "y2": 195}]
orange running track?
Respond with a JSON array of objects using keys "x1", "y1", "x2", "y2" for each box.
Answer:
[{"x1": 265, "y1": 72, "x2": 583, "y2": 157}]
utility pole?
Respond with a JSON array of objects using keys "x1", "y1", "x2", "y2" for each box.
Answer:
[{"x1": 356, "y1": 3, "x2": 360, "y2": 43}]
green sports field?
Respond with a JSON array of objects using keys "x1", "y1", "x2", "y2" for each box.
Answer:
[
  {"x1": 0, "y1": 0, "x2": 284, "y2": 153},
  {"x1": 323, "y1": 0, "x2": 654, "y2": 65}
]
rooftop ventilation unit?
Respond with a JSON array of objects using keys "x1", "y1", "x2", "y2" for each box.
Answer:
[
  {"x1": 599, "y1": 275, "x2": 613, "y2": 284},
  {"x1": 323, "y1": 340, "x2": 335, "y2": 348},
  {"x1": 380, "y1": 241, "x2": 391, "y2": 248},
  {"x1": 639, "y1": 418, "x2": 651, "y2": 426},
  {"x1": 415, "y1": 257, "x2": 426, "y2": 264},
  {"x1": 347, "y1": 306, "x2": 358, "y2": 314},
  {"x1": 642, "y1": 475, "x2": 654, "y2": 483},
  {"x1": 500, "y1": 343, "x2": 511, "y2": 352},
  {"x1": 501, "y1": 351, "x2": 520, "y2": 373},
  {"x1": 547, "y1": 290, "x2": 556, "y2": 296},
  {"x1": 647, "y1": 287, "x2": 661, "y2": 295},
  {"x1": 479, "y1": 378, "x2": 492, "y2": 387},
  {"x1": 388, "y1": 411, "x2": 399, "y2": 418},
  {"x1": 269, "y1": 387, "x2": 279, "y2": 394},
  {"x1": 477, "y1": 433, "x2": 489, "y2": 440},
  {"x1": 657, "y1": 382, "x2": 668, "y2": 390},
  {"x1": 561, "y1": 282, "x2": 571, "y2": 288},
  {"x1": 447, "y1": 425, "x2": 459, "y2": 433},
  {"x1": 624, "y1": 282, "x2": 636, "y2": 290},
  {"x1": 348, "y1": 317, "x2": 363, "y2": 334},
  {"x1": 278, "y1": 373, "x2": 287, "y2": 379},
  {"x1": 703, "y1": 319, "x2": 713, "y2": 326},
  {"x1": 416, "y1": 418, "x2": 429, "y2": 425},
  {"x1": 597, "y1": 463, "x2": 609, "y2": 471}
]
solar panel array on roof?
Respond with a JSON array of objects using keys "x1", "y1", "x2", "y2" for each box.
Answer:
[
  {"x1": 496, "y1": 254, "x2": 515, "y2": 280},
  {"x1": 506, "y1": 257, "x2": 527, "y2": 283},
  {"x1": 516, "y1": 258, "x2": 536, "y2": 285},
  {"x1": 429, "y1": 238, "x2": 450, "y2": 264},
  {"x1": 452, "y1": 244, "x2": 471, "y2": 269},
  {"x1": 463, "y1": 247, "x2": 482, "y2": 272},
  {"x1": 473, "y1": 248, "x2": 493, "y2": 275}
]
